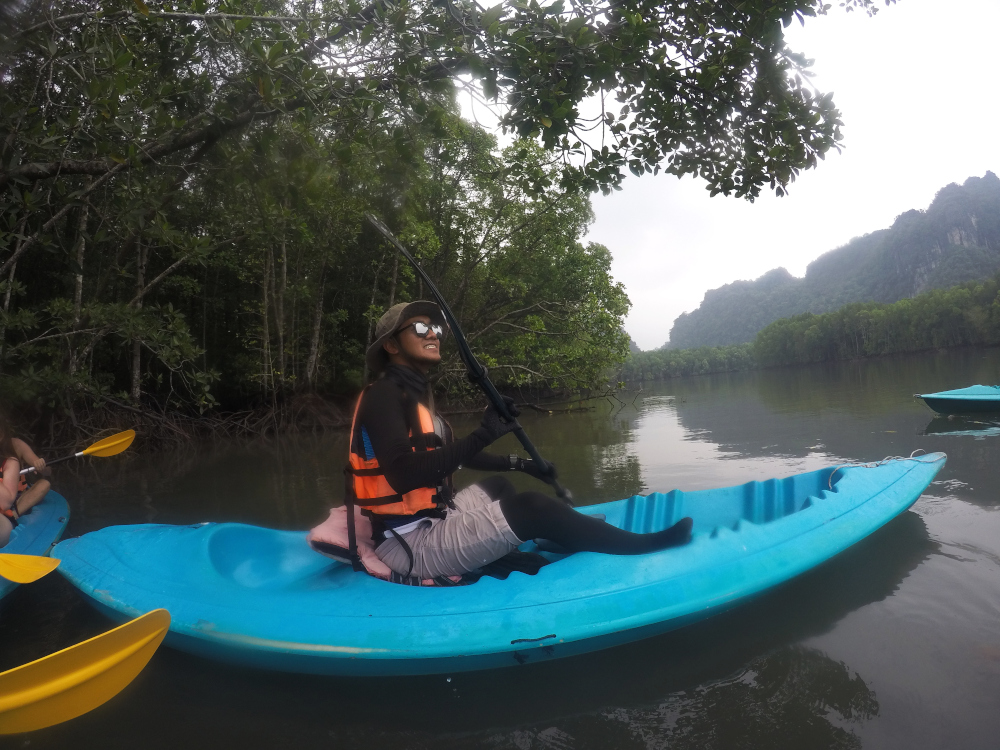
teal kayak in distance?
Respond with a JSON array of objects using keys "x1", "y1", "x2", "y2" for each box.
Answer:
[
  {"x1": 918, "y1": 385, "x2": 1000, "y2": 414},
  {"x1": 53, "y1": 454, "x2": 945, "y2": 676},
  {"x1": 0, "y1": 492, "x2": 70, "y2": 601}
]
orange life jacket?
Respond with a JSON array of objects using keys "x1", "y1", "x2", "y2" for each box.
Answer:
[
  {"x1": 345, "y1": 385, "x2": 447, "y2": 516},
  {"x1": 0, "y1": 465, "x2": 28, "y2": 494},
  {"x1": 342, "y1": 384, "x2": 452, "y2": 577}
]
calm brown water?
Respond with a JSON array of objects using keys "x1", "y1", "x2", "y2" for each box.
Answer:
[{"x1": 2, "y1": 348, "x2": 1000, "y2": 749}]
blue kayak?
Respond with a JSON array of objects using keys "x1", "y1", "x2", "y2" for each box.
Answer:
[
  {"x1": 52, "y1": 454, "x2": 944, "y2": 676},
  {"x1": 0, "y1": 491, "x2": 70, "y2": 601},
  {"x1": 918, "y1": 385, "x2": 1000, "y2": 414}
]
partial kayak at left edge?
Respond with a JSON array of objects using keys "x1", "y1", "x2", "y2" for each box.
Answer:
[
  {"x1": 0, "y1": 492, "x2": 70, "y2": 601},
  {"x1": 0, "y1": 491, "x2": 172, "y2": 736}
]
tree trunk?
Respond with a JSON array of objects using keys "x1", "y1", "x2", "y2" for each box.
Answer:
[
  {"x1": 276, "y1": 236, "x2": 287, "y2": 387},
  {"x1": 388, "y1": 253, "x2": 398, "y2": 308},
  {"x1": 68, "y1": 190, "x2": 91, "y2": 375},
  {"x1": 72, "y1": 201, "x2": 89, "y2": 324},
  {"x1": 131, "y1": 243, "x2": 148, "y2": 402},
  {"x1": 305, "y1": 261, "x2": 326, "y2": 389},
  {"x1": 201, "y1": 265, "x2": 208, "y2": 371},
  {"x1": 0, "y1": 218, "x2": 28, "y2": 373},
  {"x1": 262, "y1": 250, "x2": 273, "y2": 393},
  {"x1": 0, "y1": 261, "x2": 17, "y2": 373},
  {"x1": 361, "y1": 257, "x2": 385, "y2": 384}
]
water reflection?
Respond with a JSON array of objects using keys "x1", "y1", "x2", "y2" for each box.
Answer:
[
  {"x1": 923, "y1": 416, "x2": 1000, "y2": 439},
  {"x1": 469, "y1": 646, "x2": 877, "y2": 750},
  {"x1": 458, "y1": 401, "x2": 648, "y2": 504},
  {"x1": 4, "y1": 349, "x2": 1000, "y2": 749},
  {"x1": 632, "y1": 351, "x2": 1000, "y2": 506}
]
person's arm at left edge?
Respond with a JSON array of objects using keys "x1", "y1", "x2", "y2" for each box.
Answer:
[{"x1": 12, "y1": 438, "x2": 47, "y2": 476}]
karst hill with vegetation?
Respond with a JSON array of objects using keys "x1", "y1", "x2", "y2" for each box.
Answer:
[
  {"x1": 667, "y1": 172, "x2": 1000, "y2": 349},
  {"x1": 623, "y1": 270, "x2": 1000, "y2": 382}
]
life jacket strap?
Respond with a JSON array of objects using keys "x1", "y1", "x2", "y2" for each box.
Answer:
[
  {"x1": 342, "y1": 469, "x2": 366, "y2": 573},
  {"x1": 353, "y1": 493, "x2": 407, "y2": 507},
  {"x1": 346, "y1": 466, "x2": 384, "y2": 477},
  {"x1": 385, "y1": 527, "x2": 415, "y2": 579}
]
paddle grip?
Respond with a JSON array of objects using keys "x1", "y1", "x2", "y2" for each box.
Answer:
[{"x1": 18, "y1": 453, "x2": 74, "y2": 475}]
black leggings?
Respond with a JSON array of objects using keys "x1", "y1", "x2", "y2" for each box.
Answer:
[{"x1": 478, "y1": 476, "x2": 692, "y2": 555}]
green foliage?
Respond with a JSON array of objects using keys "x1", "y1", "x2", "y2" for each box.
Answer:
[
  {"x1": 624, "y1": 271, "x2": 1000, "y2": 382},
  {"x1": 0, "y1": 0, "x2": 894, "y2": 424},
  {"x1": 390, "y1": 131, "x2": 632, "y2": 396},
  {"x1": 620, "y1": 343, "x2": 757, "y2": 382},
  {"x1": 753, "y1": 274, "x2": 1000, "y2": 366},
  {"x1": 2, "y1": 0, "x2": 884, "y2": 204},
  {"x1": 0, "y1": 90, "x2": 631, "y2": 418},
  {"x1": 669, "y1": 172, "x2": 1000, "y2": 348}
]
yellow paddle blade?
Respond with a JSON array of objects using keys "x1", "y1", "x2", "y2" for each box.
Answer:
[
  {"x1": 80, "y1": 430, "x2": 135, "y2": 458},
  {"x1": 0, "y1": 609, "x2": 170, "y2": 734},
  {"x1": 0, "y1": 554, "x2": 60, "y2": 584}
]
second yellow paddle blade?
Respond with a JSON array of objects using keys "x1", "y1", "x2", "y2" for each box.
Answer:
[
  {"x1": 0, "y1": 554, "x2": 60, "y2": 584},
  {"x1": 81, "y1": 430, "x2": 136, "y2": 458},
  {"x1": 0, "y1": 609, "x2": 170, "y2": 734}
]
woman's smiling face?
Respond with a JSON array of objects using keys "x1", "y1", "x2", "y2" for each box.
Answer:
[{"x1": 383, "y1": 315, "x2": 442, "y2": 371}]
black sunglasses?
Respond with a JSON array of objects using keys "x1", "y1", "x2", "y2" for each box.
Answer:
[{"x1": 397, "y1": 321, "x2": 446, "y2": 339}]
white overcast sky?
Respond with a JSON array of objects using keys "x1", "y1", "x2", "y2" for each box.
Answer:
[
  {"x1": 584, "y1": 0, "x2": 1000, "y2": 349},
  {"x1": 463, "y1": 0, "x2": 1000, "y2": 350}
]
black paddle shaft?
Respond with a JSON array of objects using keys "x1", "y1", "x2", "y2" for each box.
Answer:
[
  {"x1": 19, "y1": 452, "x2": 76, "y2": 475},
  {"x1": 365, "y1": 213, "x2": 573, "y2": 505}
]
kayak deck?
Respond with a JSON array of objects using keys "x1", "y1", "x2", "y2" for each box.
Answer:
[{"x1": 53, "y1": 454, "x2": 945, "y2": 675}]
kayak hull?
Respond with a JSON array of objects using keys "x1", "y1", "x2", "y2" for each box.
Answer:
[
  {"x1": 53, "y1": 455, "x2": 945, "y2": 676},
  {"x1": 79, "y1": 594, "x2": 727, "y2": 675},
  {"x1": 919, "y1": 385, "x2": 1000, "y2": 414},
  {"x1": 0, "y1": 492, "x2": 71, "y2": 601}
]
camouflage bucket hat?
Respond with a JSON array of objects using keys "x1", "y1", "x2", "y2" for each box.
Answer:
[{"x1": 364, "y1": 300, "x2": 447, "y2": 374}]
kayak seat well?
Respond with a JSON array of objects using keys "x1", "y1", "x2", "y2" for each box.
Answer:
[
  {"x1": 204, "y1": 467, "x2": 840, "y2": 589},
  {"x1": 206, "y1": 524, "x2": 344, "y2": 590},
  {"x1": 616, "y1": 467, "x2": 837, "y2": 535}
]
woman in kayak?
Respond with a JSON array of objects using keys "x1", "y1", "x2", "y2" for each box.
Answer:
[
  {"x1": 0, "y1": 412, "x2": 51, "y2": 547},
  {"x1": 350, "y1": 301, "x2": 692, "y2": 580}
]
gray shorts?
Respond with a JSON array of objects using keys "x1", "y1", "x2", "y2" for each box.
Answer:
[{"x1": 374, "y1": 483, "x2": 523, "y2": 579}]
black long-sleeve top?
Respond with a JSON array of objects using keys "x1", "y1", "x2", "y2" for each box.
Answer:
[{"x1": 356, "y1": 365, "x2": 508, "y2": 496}]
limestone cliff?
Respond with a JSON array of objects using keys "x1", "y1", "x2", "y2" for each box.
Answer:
[{"x1": 667, "y1": 172, "x2": 1000, "y2": 349}]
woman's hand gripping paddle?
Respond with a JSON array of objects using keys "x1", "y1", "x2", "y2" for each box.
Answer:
[
  {"x1": 19, "y1": 430, "x2": 136, "y2": 476},
  {"x1": 365, "y1": 214, "x2": 573, "y2": 505},
  {"x1": 0, "y1": 609, "x2": 170, "y2": 734}
]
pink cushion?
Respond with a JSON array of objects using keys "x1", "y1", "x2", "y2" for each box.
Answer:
[{"x1": 307, "y1": 505, "x2": 396, "y2": 580}]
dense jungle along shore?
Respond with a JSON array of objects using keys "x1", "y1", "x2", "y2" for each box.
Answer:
[
  {"x1": 8, "y1": 267, "x2": 1000, "y2": 453},
  {"x1": 621, "y1": 273, "x2": 1000, "y2": 383}
]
